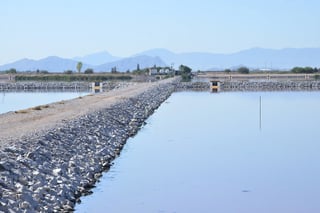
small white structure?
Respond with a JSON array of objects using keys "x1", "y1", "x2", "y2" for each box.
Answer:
[
  {"x1": 92, "y1": 82, "x2": 103, "y2": 93},
  {"x1": 149, "y1": 68, "x2": 158, "y2": 75},
  {"x1": 149, "y1": 67, "x2": 174, "y2": 75}
]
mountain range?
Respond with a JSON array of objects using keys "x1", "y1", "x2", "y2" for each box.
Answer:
[{"x1": 1, "y1": 48, "x2": 320, "y2": 72}]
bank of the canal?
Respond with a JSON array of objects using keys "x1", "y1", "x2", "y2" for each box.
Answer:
[{"x1": 0, "y1": 78, "x2": 177, "y2": 212}]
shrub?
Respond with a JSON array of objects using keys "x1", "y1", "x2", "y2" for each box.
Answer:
[
  {"x1": 64, "y1": 70, "x2": 73, "y2": 74},
  {"x1": 237, "y1": 66, "x2": 250, "y2": 74},
  {"x1": 291, "y1": 67, "x2": 317, "y2": 73},
  {"x1": 84, "y1": 68, "x2": 94, "y2": 74}
]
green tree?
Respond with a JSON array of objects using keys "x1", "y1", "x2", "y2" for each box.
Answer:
[
  {"x1": 237, "y1": 66, "x2": 249, "y2": 74},
  {"x1": 291, "y1": 67, "x2": 317, "y2": 73},
  {"x1": 6, "y1": 68, "x2": 17, "y2": 74},
  {"x1": 76, "y1": 62, "x2": 83, "y2": 73},
  {"x1": 111, "y1": 67, "x2": 117, "y2": 73},
  {"x1": 179, "y1": 64, "x2": 192, "y2": 74},
  {"x1": 224, "y1": 69, "x2": 231, "y2": 73},
  {"x1": 179, "y1": 65, "x2": 192, "y2": 82},
  {"x1": 84, "y1": 68, "x2": 94, "y2": 74}
]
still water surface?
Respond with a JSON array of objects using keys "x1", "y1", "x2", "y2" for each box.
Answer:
[
  {"x1": 76, "y1": 91, "x2": 320, "y2": 213},
  {"x1": 0, "y1": 91, "x2": 88, "y2": 114}
]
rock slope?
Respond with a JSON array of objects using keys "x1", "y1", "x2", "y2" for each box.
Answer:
[{"x1": 0, "y1": 80, "x2": 176, "y2": 212}]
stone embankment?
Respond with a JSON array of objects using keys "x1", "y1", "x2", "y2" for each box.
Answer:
[
  {"x1": 175, "y1": 82, "x2": 210, "y2": 91},
  {"x1": 175, "y1": 80, "x2": 320, "y2": 91},
  {"x1": 0, "y1": 81, "x2": 176, "y2": 212},
  {"x1": 222, "y1": 80, "x2": 320, "y2": 91},
  {"x1": 0, "y1": 81, "x2": 134, "y2": 92}
]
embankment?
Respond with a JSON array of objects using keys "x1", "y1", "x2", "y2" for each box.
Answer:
[
  {"x1": 0, "y1": 81, "x2": 133, "y2": 92},
  {"x1": 175, "y1": 80, "x2": 320, "y2": 91},
  {"x1": 222, "y1": 80, "x2": 320, "y2": 91},
  {"x1": 0, "y1": 79, "x2": 176, "y2": 212},
  {"x1": 175, "y1": 82, "x2": 210, "y2": 91}
]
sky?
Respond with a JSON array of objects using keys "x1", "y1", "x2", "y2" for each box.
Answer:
[{"x1": 1, "y1": 0, "x2": 320, "y2": 65}]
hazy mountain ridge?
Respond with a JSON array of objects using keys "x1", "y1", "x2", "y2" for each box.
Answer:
[
  {"x1": 73, "y1": 51, "x2": 121, "y2": 66},
  {"x1": 94, "y1": 55, "x2": 166, "y2": 72},
  {"x1": 0, "y1": 56, "x2": 91, "y2": 72},
  {"x1": 136, "y1": 47, "x2": 320, "y2": 70},
  {"x1": 1, "y1": 48, "x2": 320, "y2": 72},
  {"x1": 0, "y1": 55, "x2": 166, "y2": 72}
]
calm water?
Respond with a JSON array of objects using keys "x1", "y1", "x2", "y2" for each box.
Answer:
[
  {"x1": 76, "y1": 91, "x2": 320, "y2": 213},
  {"x1": 0, "y1": 91, "x2": 89, "y2": 114}
]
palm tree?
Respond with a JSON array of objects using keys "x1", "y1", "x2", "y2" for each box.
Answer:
[{"x1": 76, "y1": 62, "x2": 83, "y2": 73}]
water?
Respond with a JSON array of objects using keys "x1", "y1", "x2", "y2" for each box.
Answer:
[
  {"x1": 0, "y1": 91, "x2": 89, "y2": 114},
  {"x1": 76, "y1": 91, "x2": 320, "y2": 213}
]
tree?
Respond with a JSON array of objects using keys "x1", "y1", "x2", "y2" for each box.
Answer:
[
  {"x1": 64, "y1": 70, "x2": 73, "y2": 74},
  {"x1": 291, "y1": 66, "x2": 317, "y2": 73},
  {"x1": 224, "y1": 69, "x2": 231, "y2": 73},
  {"x1": 84, "y1": 68, "x2": 94, "y2": 74},
  {"x1": 137, "y1": 64, "x2": 140, "y2": 71},
  {"x1": 76, "y1": 62, "x2": 83, "y2": 73},
  {"x1": 6, "y1": 68, "x2": 17, "y2": 74},
  {"x1": 179, "y1": 65, "x2": 192, "y2": 82},
  {"x1": 179, "y1": 65, "x2": 192, "y2": 73},
  {"x1": 111, "y1": 67, "x2": 117, "y2": 73},
  {"x1": 237, "y1": 66, "x2": 249, "y2": 74}
]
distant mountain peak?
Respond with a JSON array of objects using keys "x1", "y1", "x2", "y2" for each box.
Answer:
[
  {"x1": 1, "y1": 47, "x2": 320, "y2": 72},
  {"x1": 73, "y1": 51, "x2": 121, "y2": 66}
]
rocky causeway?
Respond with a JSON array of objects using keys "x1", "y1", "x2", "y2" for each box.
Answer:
[{"x1": 0, "y1": 78, "x2": 177, "y2": 212}]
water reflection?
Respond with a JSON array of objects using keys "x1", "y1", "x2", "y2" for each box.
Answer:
[
  {"x1": 1, "y1": 92, "x2": 5, "y2": 104},
  {"x1": 259, "y1": 96, "x2": 262, "y2": 130}
]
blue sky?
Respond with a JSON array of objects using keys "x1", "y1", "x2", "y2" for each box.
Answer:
[{"x1": 1, "y1": 0, "x2": 320, "y2": 64}]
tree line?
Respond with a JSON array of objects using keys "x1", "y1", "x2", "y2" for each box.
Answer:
[{"x1": 291, "y1": 67, "x2": 319, "y2": 74}]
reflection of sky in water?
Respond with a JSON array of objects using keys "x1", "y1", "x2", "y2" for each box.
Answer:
[
  {"x1": 77, "y1": 91, "x2": 320, "y2": 213},
  {"x1": 0, "y1": 92, "x2": 88, "y2": 114}
]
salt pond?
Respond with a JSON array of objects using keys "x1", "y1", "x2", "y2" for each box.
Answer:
[
  {"x1": 0, "y1": 91, "x2": 89, "y2": 114},
  {"x1": 75, "y1": 91, "x2": 320, "y2": 212}
]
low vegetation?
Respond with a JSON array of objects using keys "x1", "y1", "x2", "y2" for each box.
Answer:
[
  {"x1": 237, "y1": 66, "x2": 250, "y2": 74},
  {"x1": 15, "y1": 74, "x2": 132, "y2": 82},
  {"x1": 291, "y1": 67, "x2": 319, "y2": 74}
]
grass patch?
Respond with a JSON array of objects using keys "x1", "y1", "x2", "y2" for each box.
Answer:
[
  {"x1": 32, "y1": 106, "x2": 42, "y2": 110},
  {"x1": 14, "y1": 104, "x2": 50, "y2": 113},
  {"x1": 32, "y1": 105, "x2": 50, "y2": 110},
  {"x1": 15, "y1": 110, "x2": 29, "y2": 114}
]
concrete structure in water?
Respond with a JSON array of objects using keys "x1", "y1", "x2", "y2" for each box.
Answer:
[{"x1": 210, "y1": 80, "x2": 221, "y2": 92}]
